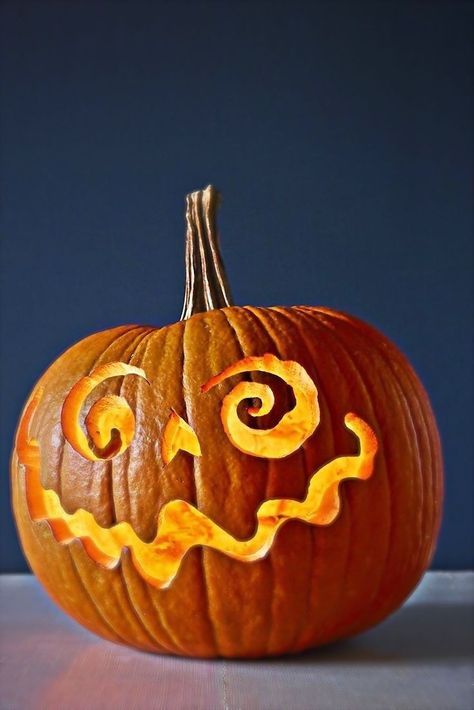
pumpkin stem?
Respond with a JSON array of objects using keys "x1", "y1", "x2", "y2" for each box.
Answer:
[{"x1": 180, "y1": 185, "x2": 234, "y2": 320}]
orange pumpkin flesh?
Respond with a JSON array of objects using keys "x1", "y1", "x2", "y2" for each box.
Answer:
[{"x1": 11, "y1": 188, "x2": 443, "y2": 658}]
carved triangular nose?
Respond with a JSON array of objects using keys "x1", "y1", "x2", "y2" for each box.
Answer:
[{"x1": 161, "y1": 410, "x2": 201, "y2": 465}]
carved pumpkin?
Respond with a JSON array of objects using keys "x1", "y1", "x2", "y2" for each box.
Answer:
[{"x1": 11, "y1": 186, "x2": 443, "y2": 658}]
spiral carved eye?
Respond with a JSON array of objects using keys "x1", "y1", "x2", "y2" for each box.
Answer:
[
  {"x1": 61, "y1": 362, "x2": 148, "y2": 461},
  {"x1": 201, "y1": 354, "x2": 320, "y2": 459}
]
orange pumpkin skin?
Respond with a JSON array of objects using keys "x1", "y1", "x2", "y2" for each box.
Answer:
[{"x1": 12, "y1": 304, "x2": 443, "y2": 658}]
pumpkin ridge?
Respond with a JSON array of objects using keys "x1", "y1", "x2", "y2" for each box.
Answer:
[
  {"x1": 182, "y1": 314, "x2": 219, "y2": 656},
  {"x1": 67, "y1": 541, "x2": 131, "y2": 645},
  {"x1": 219, "y1": 306, "x2": 274, "y2": 655},
  {"x1": 325, "y1": 313, "x2": 407, "y2": 628},
  {"x1": 347, "y1": 319, "x2": 425, "y2": 609},
  {"x1": 318, "y1": 314, "x2": 434, "y2": 630},
  {"x1": 131, "y1": 325, "x2": 200, "y2": 656},
  {"x1": 140, "y1": 561, "x2": 188, "y2": 656},
  {"x1": 51, "y1": 326, "x2": 147, "y2": 509},
  {"x1": 48, "y1": 326, "x2": 148, "y2": 646},
  {"x1": 224, "y1": 307, "x2": 275, "y2": 509},
  {"x1": 259, "y1": 306, "x2": 318, "y2": 652},
  {"x1": 139, "y1": 321, "x2": 215, "y2": 655},
  {"x1": 141, "y1": 325, "x2": 201, "y2": 652},
  {"x1": 220, "y1": 306, "x2": 273, "y2": 515},
  {"x1": 120, "y1": 553, "x2": 177, "y2": 655},
  {"x1": 358, "y1": 320, "x2": 439, "y2": 586},
  {"x1": 125, "y1": 328, "x2": 163, "y2": 532},
  {"x1": 237, "y1": 306, "x2": 282, "y2": 653},
  {"x1": 113, "y1": 329, "x2": 168, "y2": 651},
  {"x1": 290, "y1": 307, "x2": 362, "y2": 645},
  {"x1": 308, "y1": 310, "x2": 393, "y2": 640},
  {"x1": 241, "y1": 305, "x2": 311, "y2": 655},
  {"x1": 199, "y1": 309, "x2": 240, "y2": 655},
  {"x1": 144, "y1": 322, "x2": 198, "y2": 518},
  {"x1": 116, "y1": 328, "x2": 157, "y2": 527},
  {"x1": 110, "y1": 327, "x2": 155, "y2": 527},
  {"x1": 196, "y1": 306, "x2": 267, "y2": 655},
  {"x1": 220, "y1": 306, "x2": 276, "y2": 656},
  {"x1": 82, "y1": 543, "x2": 156, "y2": 650},
  {"x1": 386, "y1": 325, "x2": 441, "y2": 567},
  {"x1": 64, "y1": 326, "x2": 152, "y2": 645},
  {"x1": 74, "y1": 327, "x2": 150, "y2": 523},
  {"x1": 118, "y1": 553, "x2": 160, "y2": 648},
  {"x1": 271, "y1": 306, "x2": 340, "y2": 650},
  {"x1": 402, "y1": 355, "x2": 443, "y2": 566},
  {"x1": 378, "y1": 344, "x2": 427, "y2": 599},
  {"x1": 325, "y1": 313, "x2": 425, "y2": 619}
]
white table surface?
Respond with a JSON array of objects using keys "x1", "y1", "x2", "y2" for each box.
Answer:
[{"x1": 0, "y1": 572, "x2": 472, "y2": 710}]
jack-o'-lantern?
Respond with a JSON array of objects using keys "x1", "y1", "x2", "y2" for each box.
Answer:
[{"x1": 11, "y1": 186, "x2": 443, "y2": 658}]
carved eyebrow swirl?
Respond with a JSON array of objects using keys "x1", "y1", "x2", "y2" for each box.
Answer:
[
  {"x1": 201, "y1": 354, "x2": 320, "y2": 459},
  {"x1": 61, "y1": 362, "x2": 148, "y2": 461}
]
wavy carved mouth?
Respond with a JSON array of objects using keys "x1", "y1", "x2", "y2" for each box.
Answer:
[{"x1": 16, "y1": 389, "x2": 377, "y2": 590}]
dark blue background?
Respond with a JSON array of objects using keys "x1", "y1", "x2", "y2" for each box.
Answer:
[{"x1": 0, "y1": 1, "x2": 472, "y2": 571}]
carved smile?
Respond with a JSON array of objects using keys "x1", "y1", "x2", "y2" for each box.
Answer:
[{"x1": 16, "y1": 389, "x2": 377, "y2": 590}]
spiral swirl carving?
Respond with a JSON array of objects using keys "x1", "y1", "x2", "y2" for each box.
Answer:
[
  {"x1": 201, "y1": 353, "x2": 320, "y2": 458},
  {"x1": 61, "y1": 362, "x2": 148, "y2": 461}
]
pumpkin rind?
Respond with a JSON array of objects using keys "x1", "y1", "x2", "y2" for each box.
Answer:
[{"x1": 12, "y1": 305, "x2": 443, "y2": 658}]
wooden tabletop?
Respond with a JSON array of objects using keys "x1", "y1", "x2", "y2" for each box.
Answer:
[{"x1": 0, "y1": 572, "x2": 472, "y2": 710}]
